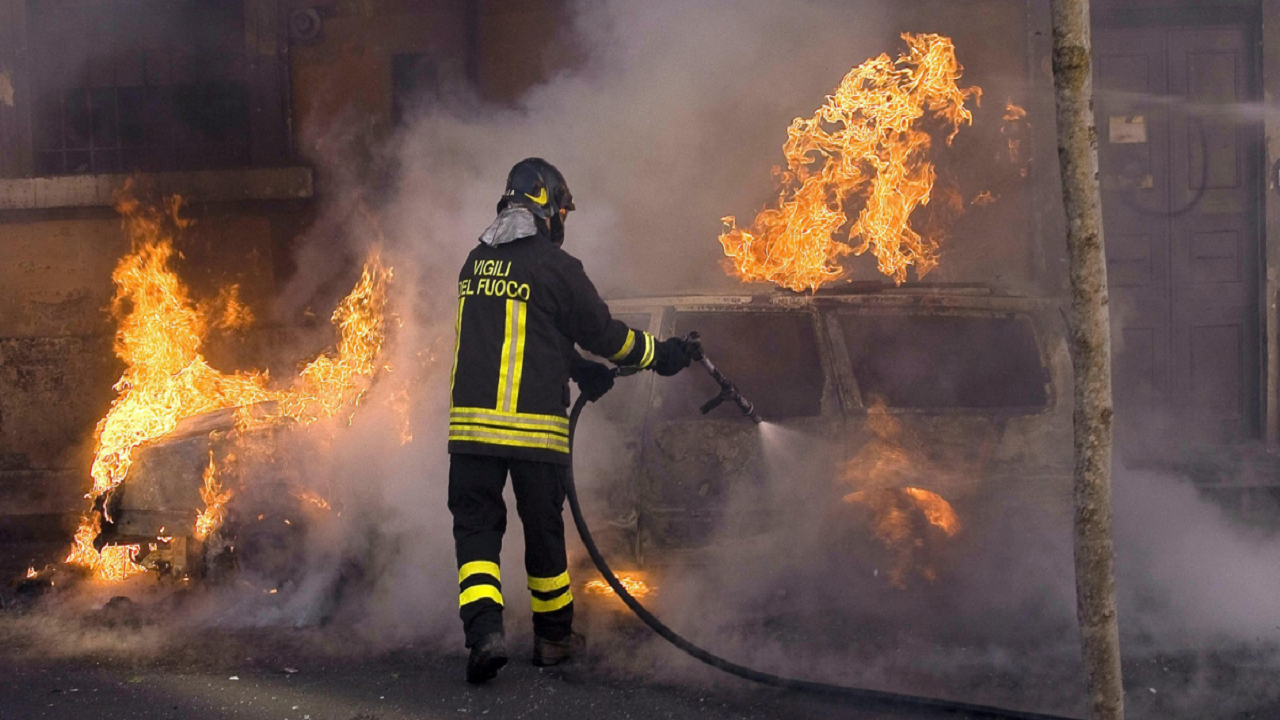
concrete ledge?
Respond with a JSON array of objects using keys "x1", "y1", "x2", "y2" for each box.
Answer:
[{"x1": 0, "y1": 167, "x2": 314, "y2": 210}]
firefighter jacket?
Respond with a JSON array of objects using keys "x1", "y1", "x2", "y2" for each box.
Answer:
[{"x1": 448, "y1": 228, "x2": 657, "y2": 464}]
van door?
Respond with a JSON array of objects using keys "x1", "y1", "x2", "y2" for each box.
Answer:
[
  {"x1": 636, "y1": 305, "x2": 844, "y2": 564},
  {"x1": 827, "y1": 306, "x2": 1060, "y2": 510}
]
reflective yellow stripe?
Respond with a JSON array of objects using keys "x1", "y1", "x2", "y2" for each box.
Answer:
[
  {"x1": 449, "y1": 432, "x2": 569, "y2": 453},
  {"x1": 495, "y1": 300, "x2": 528, "y2": 414},
  {"x1": 608, "y1": 329, "x2": 636, "y2": 362},
  {"x1": 449, "y1": 426, "x2": 570, "y2": 452},
  {"x1": 448, "y1": 433, "x2": 568, "y2": 452},
  {"x1": 449, "y1": 424, "x2": 569, "y2": 444},
  {"x1": 460, "y1": 584, "x2": 504, "y2": 607},
  {"x1": 527, "y1": 570, "x2": 570, "y2": 593},
  {"x1": 449, "y1": 434, "x2": 568, "y2": 452},
  {"x1": 455, "y1": 407, "x2": 567, "y2": 423},
  {"x1": 458, "y1": 561, "x2": 500, "y2": 584},
  {"x1": 531, "y1": 589, "x2": 573, "y2": 613},
  {"x1": 639, "y1": 332, "x2": 656, "y2": 369},
  {"x1": 509, "y1": 301, "x2": 527, "y2": 411},
  {"x1": 495, "y1": 299, "x2": 514, "y2": 411},
  {"x1": 450, "y1": 420, "x2": 567, "y2": 436},
  {"x1": 449, "y1": 297, "x2": 465, "y2": 393},
  {"x1": 450, "y1": 409, "x2": 568, "y2": 435}
]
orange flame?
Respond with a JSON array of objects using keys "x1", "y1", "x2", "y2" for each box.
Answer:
[
  {"x1": 843, "y1": 399, "x2": 961, "y2": 588},
  {"x1": 205, "y1": 285, "x2": 255, "y2": 331},
  {"x1": 584, "y1": 575, "x2": 653, "y2": 598},
  {"x1": 65, "y1": 514, "x2": 144, "y2": 581},
  {"x1": 277, "y1": 253, "x2": 392, "y2": 424},
  {"x1": 843, "y1": 487, "x2": 960, "y2": 588},
  {"x1": 294, "y1": 490, "x2": 333, "y2": 512},
  {"x1": 901, "y1": 487, "x2": 961, "y2": 536},
  {"x1": 87, "y1": 193, "x2": 276, "y2": 502},
  {"x1": 719, "y1": 33, "x2": 980, "y2": 290},
  {"x1": 971, "y1": 190, "x2": 997, "y2": 207},
  {"x1": 1002, "y1": 100, "x2": 1030, "y2": 177},
  {"x1": 66, "y1": 184, "x2": 392, "y2": 580},
  {"x1": 193, "y1": 452, "x2": 231, "y2": 542}
]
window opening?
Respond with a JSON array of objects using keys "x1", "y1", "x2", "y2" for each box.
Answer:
[
  {"x1": 838, "y1": 312, "x2": 1047, "y2": 409},
  {"x1": 657, "y1": 311, "x2": 825, "y2": 420},
  {"x1": 28, "y1": 0, "x2": 251, "y2": 175}
]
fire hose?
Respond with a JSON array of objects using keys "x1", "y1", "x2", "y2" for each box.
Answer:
[{"x1": 562, "y1": 339, "x2": 1079, "y2": 720}]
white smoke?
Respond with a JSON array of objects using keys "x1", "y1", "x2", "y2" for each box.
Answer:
[{"x1": 264, "y1": 0, "x2": 895, "y2": 641}]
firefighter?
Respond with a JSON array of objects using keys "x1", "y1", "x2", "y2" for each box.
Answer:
[{"x1": 448, "y1": 158, "x2": 695, "y2": 683}]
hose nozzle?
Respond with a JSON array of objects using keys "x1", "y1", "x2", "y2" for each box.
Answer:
[{"x1": 684, "y1": 332, "x2": 763, "y2": 424}]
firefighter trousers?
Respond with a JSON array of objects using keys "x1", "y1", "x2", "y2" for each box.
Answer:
[{"x1": 448, "y1": 453, "x2": 574, "y2": 647}]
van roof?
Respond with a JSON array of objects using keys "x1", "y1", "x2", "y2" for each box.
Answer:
[{"x1": 606, "y1": 284, "x2": 1063, "y2": 313}]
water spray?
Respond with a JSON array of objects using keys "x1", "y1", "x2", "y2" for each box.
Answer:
[{"x1": 560, "y1": 344, "x2": 1077, "y2": 720}]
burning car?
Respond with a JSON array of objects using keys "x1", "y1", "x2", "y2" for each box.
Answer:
[
  {"x1": 58, "y1": 185, "x2": 393, "y2": 585},
  {"x1": 580, "y1": 284, "x2": 1072, "y2": 589}
]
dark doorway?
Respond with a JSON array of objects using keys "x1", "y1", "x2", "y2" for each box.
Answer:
[{"x1": 1094, "y1": 25, "x2": 1261, "y2": 443}]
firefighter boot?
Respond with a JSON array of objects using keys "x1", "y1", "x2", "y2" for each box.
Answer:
[
  {"x1": 532, "y1": 631, "x2": 585, "y2": 667},
  {"x1": 466, "y1": 632, "x2": 509, "y2": 684}
]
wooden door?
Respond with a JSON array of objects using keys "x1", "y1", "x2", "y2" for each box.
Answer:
[{"x1": 1095, "y1": 25, "x2": 1260, "y2": 442}]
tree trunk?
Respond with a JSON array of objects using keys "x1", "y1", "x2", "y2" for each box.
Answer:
[{"x1": 1047, "y1": 1, "x2": 1126, "y2": 719}]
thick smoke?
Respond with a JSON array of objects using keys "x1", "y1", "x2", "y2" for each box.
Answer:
[
  {"x1": 263, "y1": 0, "x2": 896, "y2": 641},
  {"x1": 1113, "y1": 469, "x2": 1280, "y2": 644},
  {"x1": 383, "y1": 0, "x2": 898, "y2": 297}
]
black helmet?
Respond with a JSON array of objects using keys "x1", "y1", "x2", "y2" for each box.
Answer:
[{"x1": 498, "y1": 158, "x2": 575, "y2": 220}]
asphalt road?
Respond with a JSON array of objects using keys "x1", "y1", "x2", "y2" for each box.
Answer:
[
  {"x1": 3, "y1": 605, "x2": 1279, "y2": 720},
  {"x1": 0, "y1": 653, "x2": 779, "y2": 720},
  {"x1": 2, "y1": 543, "x2": 1278, "y2": 720},
  {"x1": 0, "y1": 573, "x2": 1035, "y2": 720},
  {"x1": 0, "y1": 626, "x2": 951, "y2": 720},
  {"x1": 0, "y1": 542, "x2": 1021, "y2": 720}
]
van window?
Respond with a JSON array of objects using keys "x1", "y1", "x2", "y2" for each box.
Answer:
[
  {"x1": 657, "y1": 311, "x2": 825, "y2": 420},
  {"x1": 838, "y1": 313, "x2": 1047, "y2": 409}
]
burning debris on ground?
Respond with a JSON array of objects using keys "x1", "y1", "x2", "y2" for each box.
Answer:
[{"x1": 1, "y1": 1, "x2": 1280, "y2": 719}]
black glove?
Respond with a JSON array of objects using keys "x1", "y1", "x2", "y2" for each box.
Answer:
[
  {"x1": 652, "y1": 337, "x2": 696, "y2": 377},
  {"x1": 571, "y1": 359, "x2": 615, "y2": 401}
]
